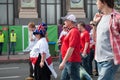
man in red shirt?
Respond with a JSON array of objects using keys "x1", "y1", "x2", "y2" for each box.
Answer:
[
  {"x1": 77, "y1": 21, "x2": 90, "y2": 75},
  {"x1": 59, "y1": 14, "x2": 81, "y2": 80}
]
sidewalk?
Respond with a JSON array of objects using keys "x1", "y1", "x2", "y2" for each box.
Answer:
[
  {"x1": 0, "y1": 53, "x2": 29, "y2": 63},
  {"x1": 0, "y1": 52, "x2": 59, "y2": 64}
]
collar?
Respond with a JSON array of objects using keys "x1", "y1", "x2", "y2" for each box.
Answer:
[{"x1": 110, "y1": 9, "x2": 119, "y2": 17}]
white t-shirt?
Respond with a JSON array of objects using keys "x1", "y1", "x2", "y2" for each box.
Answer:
[
  {"x1": 95, "y1": 14, "x2": 114, "y2": 62},
  {"x1": 31, "y1": 37, "x2": 50, "y2": 58}
]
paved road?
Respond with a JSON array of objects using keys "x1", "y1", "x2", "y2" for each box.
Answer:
[
  {"x1": 0, "y1": 61, "x2": 120, "y2": 80},
  {"x1": 0, "y1": 63, "x2": 29, "y2": 80}
]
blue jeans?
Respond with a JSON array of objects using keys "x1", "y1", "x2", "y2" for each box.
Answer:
[
  {"x1": 82, "y1": 53, "x2": 90, "y2": 74},
  {"x1": 10, "y1": 42, "x2": 16, "y2": 55},
  {"x1": 97, "y1": 59, "x2": 119, "y2": 80},
  {"x1": 61, "y1": 62, "x2": 81, "y2": 80}
]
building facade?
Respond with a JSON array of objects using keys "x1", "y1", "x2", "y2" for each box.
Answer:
[{"x1": 0, "y1": 0, "x2": 120, "y2": 25}]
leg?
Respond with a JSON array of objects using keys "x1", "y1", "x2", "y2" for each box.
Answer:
[
  {"x1": 29, "y1": 61, "x2": 34, "y2": 78},
  {"x1": 40, "y1": 62, "x2": 51, "y2": 80},
  {"x1": 61, "y1": 64, "x2": 70, "y2": 80},
  {"x1": 0, "y1": 43, "x2": 3, "y2": 55},
  {"x1": 12, "y1": 42, "x2": 16, "y2": 55},
  {"x1": 67, "y1": 62, "x2": 81, "y2": 80},
  {"x1": 94, "y1": 60, "x2": 98, "y2": 76},
  {"x1": 97, "y1": 60, "x2": 119, "y2": 80},
  {"x1": 34, "y1": 54, "x2": 41, "y2": 80},
  {"x1": 34, "y1": 62, "x2": 40, "y2": 80},
  {"x1": 10, "y1": 42, "x2": 12, "y2": 55},
  {"x1": 35, "y1": 54, "x2": 51, "y2": 80},
  {"x1": 88, "y1": 49, "x2": 94, "y2": 75},
  {"x1": 0, "y1": 43, "x2": 2, "y2": 55},
  {"x1": 82, "y1": 54, "x2": 90, "y2": 74},
  {"x1": 59, "y1": 51, "x2": 62, "y2": 63}
]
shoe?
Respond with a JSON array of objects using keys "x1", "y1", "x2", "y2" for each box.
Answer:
[{"x1": 25, "y1": 77, "x2": 34, "y2": 80}]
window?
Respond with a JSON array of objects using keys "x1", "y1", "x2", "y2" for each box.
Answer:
[
  {"x1": 0, "y1": 0, "x2": 14, "y2": 25},
  {"x1": 0, "y1": 0, "x2": 7, "y2": 3},
  {"x1": 39, "y1": 0, "x2": 61, "y2": 24},
  {"x1": 47, "y1": 5, "x2": 55, "y2": 24},
  {"x1": 0, "y1": 5, "x2": 7, "y2": 25}
]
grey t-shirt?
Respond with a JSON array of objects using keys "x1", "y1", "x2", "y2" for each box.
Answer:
[{"x1": 95, "y1": 14, "x2": 114, "y2": 62}]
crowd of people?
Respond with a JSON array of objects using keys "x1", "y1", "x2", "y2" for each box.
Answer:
[{"x1": 25, "y1": 0, "x2": 120, "y2": 80}]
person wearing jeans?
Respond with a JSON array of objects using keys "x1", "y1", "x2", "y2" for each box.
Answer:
[
  {"x1": 92, "y1": 0, "x2": 120, "y2": 80},
  {"x1": 59, "y1": 14, "x2": 81, "y2": 80},
  {"x1": 61, "y1": 62, "x2": 80, "y2": 80},
  {"x1": 77, "y1": 21, "x2": 90, "y2": 75}
]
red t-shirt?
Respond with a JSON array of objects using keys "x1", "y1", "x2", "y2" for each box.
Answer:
[
  {"x1": 80, "y1": 30, "x2": 90, "y2": 53},
  {"x1": 60, "y1": 35, "x2": 66, "y2": 45},
  {"x1": 61, "y1": 27, "x2": 82, "y2": 62}
]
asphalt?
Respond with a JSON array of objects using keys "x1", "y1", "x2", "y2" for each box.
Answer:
[
  {"x1": 0, "y1": 52, "x2": 59, "y2": 64},
  {"x1": 0, "y1": 52, "x2": 120, "y2": 80}
]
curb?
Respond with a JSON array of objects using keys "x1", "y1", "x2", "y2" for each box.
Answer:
[
  {"x1": 0, "y1": 56, "x2": 59, "y2": 64},
  {"x1": 0, "y1": 59, "x2": 29, "y2": 64}
]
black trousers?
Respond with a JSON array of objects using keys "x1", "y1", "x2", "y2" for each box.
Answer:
[
  {"x1": 0, "y1": 43, "x2": 3, "y2": 55},
  {"x1": 29, "y1": 60, "x2": 34, "y2": 77},
  {"x1": 34, "y1": 54, "x2": 51, "y2": 80}
]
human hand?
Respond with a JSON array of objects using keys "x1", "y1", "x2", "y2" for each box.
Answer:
[
  {"x1": 30, "y1": 38, "x2": 34, "y2": 41},
  {"x1": 40, "y1": 61, "x2": 44, "y2": 68},
  {"x1": 57, "y1": 40, "x2": 61, "y2": 45},
  {"x1": 59, "y1": 62, "x2": 65, "y2": 70},
  {"x1": 93, "y1": 13, "x2": 103, "y2": 23},
  {"x1": 81, "y1": 53, "x2": 88, "y2": 58}
]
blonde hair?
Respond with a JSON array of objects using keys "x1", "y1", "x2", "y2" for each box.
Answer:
[{"x1": 28, "y1": 22, "x2": 35, "y2": 28}]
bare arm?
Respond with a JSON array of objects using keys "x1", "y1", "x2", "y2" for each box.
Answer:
[
  {"x1": 83, "y1": 42, "x2": 89, "y2": 54},
  {"x1": 90, "y1": 13, "x2": 102, "y2": 41},
  {"x1": 40, "y1": 53, "x2": 46, "y2": 68},
  {"x1": 92, "y1": 25, "x2": 97, "y2": 42},
  {"x1": 59, "y1": 47, "x2": 74, "y2": 70}
]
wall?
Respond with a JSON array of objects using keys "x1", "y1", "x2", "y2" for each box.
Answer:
[{"x1": 0, "y1": 25, "x2": 58, "y2": 54}]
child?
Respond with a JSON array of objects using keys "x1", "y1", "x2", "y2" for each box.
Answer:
[
  {"x1": 24, "y1": 22, "x2": 37, "y2": 52},
  {"x1": 30, "y1": 24, "x2": 57, "y2": 80},
  {"x1": 25, "y1": 22, "x2": 37, "y2": 80}
]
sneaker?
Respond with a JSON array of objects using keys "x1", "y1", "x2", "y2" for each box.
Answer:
[{"x1": 25, "y1": 77, "x2": 34, "y2": 80}]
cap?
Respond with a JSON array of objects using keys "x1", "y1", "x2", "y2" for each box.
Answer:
[{"x1": 61, "y1": 14, "x2": 77, "y2": 22}]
